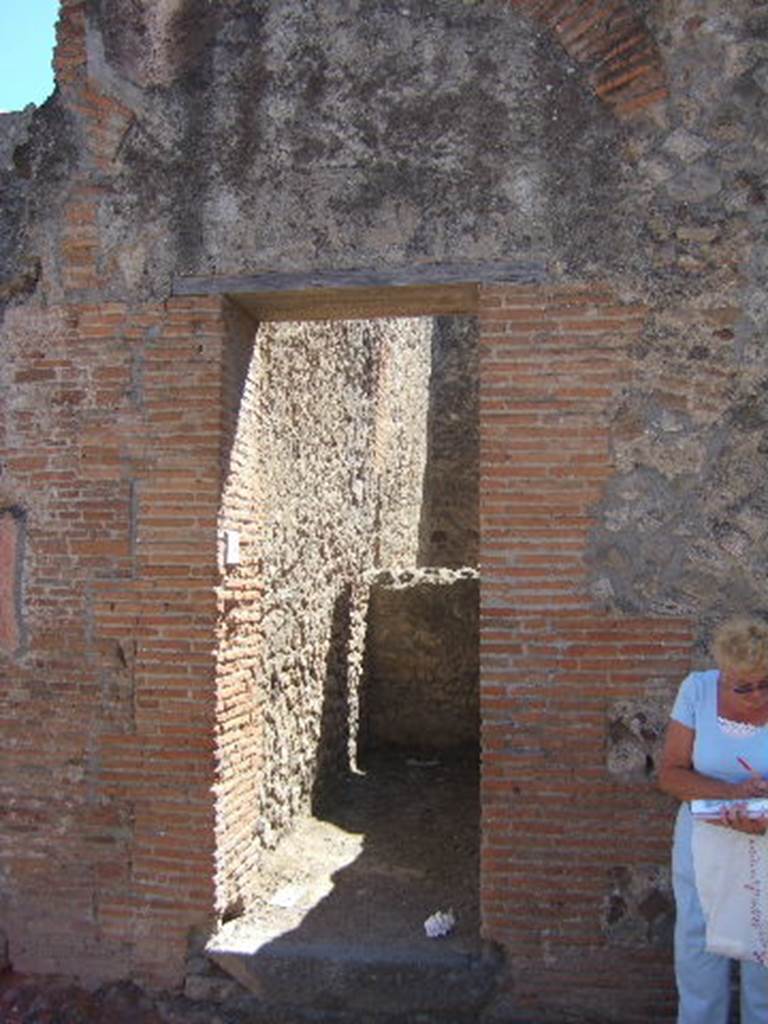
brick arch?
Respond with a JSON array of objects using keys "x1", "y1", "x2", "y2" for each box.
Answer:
[{"x1": 511, "y1": 0, "x2": 668, "y2": 118}]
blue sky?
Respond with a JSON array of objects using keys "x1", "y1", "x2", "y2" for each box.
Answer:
[{"x1": 0, "y1": 1, "x2": 59, "y2": 111}]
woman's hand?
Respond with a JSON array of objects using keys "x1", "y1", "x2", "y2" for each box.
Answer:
[
  {"x1": 731, "y1": 777, "x2": 768, "y2": 799},
  {"x1": 716, "y1": 804, "x2": 768, "y2": 835}
]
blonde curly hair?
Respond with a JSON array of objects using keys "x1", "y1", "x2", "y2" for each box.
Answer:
[{"x1": 713, "y1": 615, "x2": 768, "y2": 674}]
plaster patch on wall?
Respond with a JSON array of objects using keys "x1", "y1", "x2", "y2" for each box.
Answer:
[{"x1": 0, "y1": 506, "x2": 26, "y2": 656}]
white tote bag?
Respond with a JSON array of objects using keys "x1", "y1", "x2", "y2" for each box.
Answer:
[{"x1": 692, "y1": 819, "x2": 768, "y2": 965}]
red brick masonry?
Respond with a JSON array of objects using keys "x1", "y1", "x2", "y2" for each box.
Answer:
[{"x1": 478, "y1": 284, "x2": 690, "y2": 1022}]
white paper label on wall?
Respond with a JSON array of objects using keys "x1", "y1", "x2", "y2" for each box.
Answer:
[{"x1": 224, "y1": 529, "x2": 241, "y2": 565}]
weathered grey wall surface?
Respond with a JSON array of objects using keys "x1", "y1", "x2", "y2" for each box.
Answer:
[
  {"x1": 0, "y1": 111, "x2": 34, "y2": 170},
  {"x1": 371, "y1": 321, "x2": 432, "y2": 567},
  {"x1": 0, "y1": 106, "x2": 68, "y2": 304},
  {"x1": 585, "y1": 3, "x2": 768, "y2": 650},
  {"x1": 0, "y1": 111, "x2": 33, "y2": 296},
  {"x1": 6, "y1": 0, "x2": 632, "y2": 302}
]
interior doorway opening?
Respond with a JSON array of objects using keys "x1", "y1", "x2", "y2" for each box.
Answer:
[{"x1": 207, "y1": 300, "x2": 487, "y2": 1013}]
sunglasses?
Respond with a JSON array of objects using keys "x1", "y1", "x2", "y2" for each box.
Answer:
[{"x1": 731, "y1": 679, "x2": 768, "y2": 695}]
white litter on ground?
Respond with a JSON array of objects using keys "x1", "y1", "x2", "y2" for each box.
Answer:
[{"x1": 424, "y1": 908, "x2": 455, "y2": 938}]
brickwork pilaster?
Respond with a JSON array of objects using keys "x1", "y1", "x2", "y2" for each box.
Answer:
[{"x1": 478, "y1": 284, "x2": 690, "y2": 1022}]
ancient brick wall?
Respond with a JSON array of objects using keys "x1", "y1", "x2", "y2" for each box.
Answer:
[
  {"x1": 1, "y1": 13, "x2": 235, "y2": 988},
  {"x1": 0, "y1": 295, "x2": 232, "y2": 988},
  {"x1": 478, "y1": 284, "x2": 692, "y2": 1021},
  {"x1": 213, "y1": 302, "x2": 262, "y2": 923},
  {"x1": 1, "y1": 1, "x2": 768, "y2": 1020}
]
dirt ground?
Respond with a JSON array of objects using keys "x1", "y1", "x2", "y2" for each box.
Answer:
[
  {"x1": 216, "y1": 744, "x2": 481, "y2": 957},
  {"x1": 0, "y1": 973, "x2": 166, "y2": 1024}
]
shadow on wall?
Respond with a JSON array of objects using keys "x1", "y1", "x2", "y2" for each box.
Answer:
[
  {"x1": 311, "y1": 582, "x2": 354, "y2": 807},
  {"x1": 418, "y1": 316, "x2": 479, "y2": 569}
]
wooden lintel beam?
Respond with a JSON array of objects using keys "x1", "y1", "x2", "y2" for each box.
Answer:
[
  {"x1": 228, "y1": 283, "x2": 481, "y2": 322},
  {"x1": 173, "y1": 260, "x2": 547, "y2": 296}
]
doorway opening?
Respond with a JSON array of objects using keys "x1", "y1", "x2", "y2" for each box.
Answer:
[{"x1": 206, "y1": 299, "x2": 490, "y2": 1013}]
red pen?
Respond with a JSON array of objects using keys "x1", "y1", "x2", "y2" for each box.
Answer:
[{"x1": 738, "y1": 756, "x2": 757, "y2": 773}]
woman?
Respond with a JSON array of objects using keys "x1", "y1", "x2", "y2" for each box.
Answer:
[{"x1": 659, "y1": 615, "x2": 768, "y2": 1024}]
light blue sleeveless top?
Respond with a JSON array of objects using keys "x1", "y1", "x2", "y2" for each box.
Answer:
[{"x1": 671, "y1": 669, "x2": 768, "y2": 783}]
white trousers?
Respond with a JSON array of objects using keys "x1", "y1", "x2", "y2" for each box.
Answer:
[{"x1": 673, "y1": 805, "x2": 768, "y2": 1024}]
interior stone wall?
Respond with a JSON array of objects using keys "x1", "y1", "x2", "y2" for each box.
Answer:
[
  {"x1": 371, "y1": 322, "x2": 432, "y2": 567},
  {"x1": 363, "y1": 568, "x2": 479, "y2": 751},
  {"x1": 214, "y1": 315, "x2": 431, "y2": 913}
]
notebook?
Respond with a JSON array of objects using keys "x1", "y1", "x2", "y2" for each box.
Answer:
[{"x1": 691, "y1": 798, "x2": 768, "y2": 819}]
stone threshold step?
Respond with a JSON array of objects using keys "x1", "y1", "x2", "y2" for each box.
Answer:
[{"x1": 207, "y1": 918, "x2": 502, "y2": 1016}]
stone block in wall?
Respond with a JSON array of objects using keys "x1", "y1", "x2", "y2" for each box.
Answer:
[
  {"x1": 606, "y1": 696, "x2": 672, "y2": 782},
  {"x1": 362, "y1": 568, "x2": 479, "y2": 751},
  {"x1": 602, "y1": 864, "x2": 674, "y2": 950}
]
